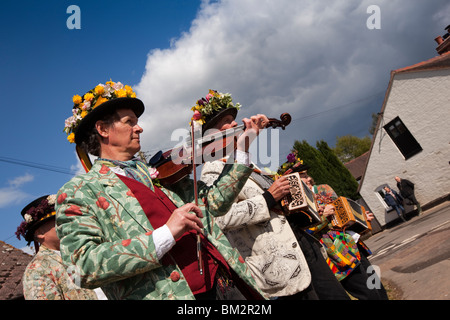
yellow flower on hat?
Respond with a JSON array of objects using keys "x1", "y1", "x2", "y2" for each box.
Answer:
[
  {"x1": 73, "y1": 95, "x2": 82, "y2": 105},
  {"x1": 209, "y1": 89, "x2": 220, "y2": 98},
  {"x1": 124, "y1": 85, "x2": 133, "y2": 95},
  {"x1": 84, "y1": 93, "x2": 94, "y2": 101},
  {"x1": 81, "y1": 110, "x2": 88, "y2": 118},
  {"x1": 93, "y1": 96, "x2": 108, "y2": 109},
  {"x1": 94, "y1": 85, "x2": 105, "y2": 95},
  {"x1": 116, "y1": 88, "x2": 127, "y2": 98},
  {"x1": 67, "y1": 133, "x2": 75, "y2": 144}
]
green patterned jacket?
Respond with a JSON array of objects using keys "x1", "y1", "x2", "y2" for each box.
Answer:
[
  {"x1": 22, "y1": 245, "x2": 98, "y2": 300},
  {"x1": 55, "y1": 161, "x2": 264, "y2": 300}
]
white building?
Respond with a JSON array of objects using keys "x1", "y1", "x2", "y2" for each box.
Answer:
[{"x1": 358, "y1": 36, "x2": 450, "y2": 227}]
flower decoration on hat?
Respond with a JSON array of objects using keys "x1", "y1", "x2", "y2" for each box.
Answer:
[
  {"x1": 277, "y1": 150, "x2": 304, "y2": 176},
  {"x1": 15, "y1": 195, "x2": 57, "y2": 242},
  {"x1": 63, "y1": 80, "x2": 137, "y2": 144},
  {"x1": 190, "y1": 90, "x2": 241, "y2": 126}
]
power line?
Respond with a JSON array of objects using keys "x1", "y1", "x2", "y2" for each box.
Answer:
[
  {"x1": 0, "y1": 156, "x2": 75, "y2": 176},
  {"x1": 290, "y1": 91, "x2": 384, "y2": 123}
]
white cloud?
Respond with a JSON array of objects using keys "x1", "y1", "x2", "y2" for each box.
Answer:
[
  {"x1": 0, "y1": 173, "x2": 34, "y2": 208},
  {"x1": 8, "y1": 173, "x2": 34, "y2": 188},
  {"x1": 0, "y1": 188, "x2": 28, "y2": 208},
  {"x1": 135, "y1": 0, "x2": 449, "y2": 165}
]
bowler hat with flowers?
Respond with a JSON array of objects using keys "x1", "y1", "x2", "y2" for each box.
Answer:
[
  {"x1": 64, "y1": 80, "x2": 144, "y2": 145},
  {"x1": 277, "y1": 151, "x2": 310, "y2": 176},
  {"x1": 16, "y1": 195, "x2": 57, "y2": 244},
  {"x1": 190, "y1": 90, "x2": 241, "y2": 132}
]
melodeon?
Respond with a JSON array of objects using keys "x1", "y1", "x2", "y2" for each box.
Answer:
[
  {"x1": 331, "y1": 197, "x2": 372, "y2": 233},
  {"x1": 280, "y1": 172, "x2": 321, "y2": 226}
]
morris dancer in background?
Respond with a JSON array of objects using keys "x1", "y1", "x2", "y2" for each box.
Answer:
[
  {"x1": 17, "y1": 195, "x2": 104, "y2": 300},
  {"x1": 287, "y1": 164, "x2": 389, "y2": 300}
]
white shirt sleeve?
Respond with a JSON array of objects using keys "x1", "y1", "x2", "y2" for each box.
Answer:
[
  {"x1": 234, "y1": 149, "x2": 251, "y2": 166},
  {"x1": 153, "y1": 224, "x2": 176, "y2": 261}
]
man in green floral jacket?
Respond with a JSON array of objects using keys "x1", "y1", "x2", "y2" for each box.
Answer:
[{"x1": 56, "y1": 81, "x2": 268, "y2": 300}]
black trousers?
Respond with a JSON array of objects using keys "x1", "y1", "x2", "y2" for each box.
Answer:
[{"x1": 404, "y1": 194, "x2": 421, "y2": 209}]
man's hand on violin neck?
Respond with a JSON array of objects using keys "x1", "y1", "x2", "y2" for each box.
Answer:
[
  {"x1": 166, "y1": 203, "x2": 204, "y2": 239},
  {"x1": 236, "y1": 114, "x2": 269, "y2": 152}
]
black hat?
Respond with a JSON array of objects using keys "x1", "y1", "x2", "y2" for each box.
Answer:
[
  {"x1": 202, "y1": 107, "x2": 238, "y2": 133},
  {"x1": 290, "y1": 163, "x2": 310, "y2": 173},
  {"x1": 16, "y1": 195, "x2": 57, "y2": 244},
  {"x1": 75, "y1": 97, "x2": 144, "y2": 145},
  {"x1": 190, "y1": 90, "x2": 240, "y2": 133},
  {"x1": 63, "y1": 81, "x2": 145, "y2": 145}
]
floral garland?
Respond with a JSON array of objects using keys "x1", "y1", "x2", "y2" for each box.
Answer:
[
  {"x1": 63, "y1": 80, "x2": 137, "y2": 144},
  {"x1": 15, "y1": 195, "x2": 57, "y2": 240},
  {"x1": 190, "y1": 89, "x2": 241, "y2": 126},
  {"x1": 277, "y1": 150, "x2": 303, "y2": 176}
]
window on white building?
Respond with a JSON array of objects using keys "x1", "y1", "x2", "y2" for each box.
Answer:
[
  {"x1": 374, "y1": 184, "x2": 390, "y2": 209},
  {"x1": 383, "y1": 116, "x2": 422, "y2": 159}
]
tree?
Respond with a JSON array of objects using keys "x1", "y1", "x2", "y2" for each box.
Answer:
[
  {"x1": 316, "y1": 140, "x2": 359, "y2": 199},
  {"x1": 333, "y1": 135, "x2": 371, "y2": 163},
  {"x1": 291, "y1": 140, "x2": 359, "y2": 199},
  {"x1": 292, "y1": 140, "x2": 327, "y2": 184},
  {"x1": 369, "y1": 112, "x2": 379, "y2": 136}
]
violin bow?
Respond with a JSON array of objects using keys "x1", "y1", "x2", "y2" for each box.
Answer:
[{"x1": 191, "y1": 121, "x2": 204, "y2": 275}]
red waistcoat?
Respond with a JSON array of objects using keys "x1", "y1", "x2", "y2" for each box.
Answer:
[{"x1": 117, "y1": 175, "x2": 231, "y2": 295}]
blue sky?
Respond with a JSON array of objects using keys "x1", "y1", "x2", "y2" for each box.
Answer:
[
  {"x1": 1, "y1": 0, "x2": 449, "y2": 251},
  {"x1": 0, "y1": 0, "x2": 200, "y2": 249}
]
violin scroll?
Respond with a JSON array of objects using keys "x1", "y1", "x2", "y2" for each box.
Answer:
[{"x1": 266, "y1": 113, "x2": 292, "y2": 130}]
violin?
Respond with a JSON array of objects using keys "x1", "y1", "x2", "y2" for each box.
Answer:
[{"x1": 150, "y1": 113, "x2": 292, "y2": 187}]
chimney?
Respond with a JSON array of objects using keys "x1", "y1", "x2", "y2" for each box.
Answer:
[{"x1": 436, "y1": 25, "x2": 450, "y2": 55}]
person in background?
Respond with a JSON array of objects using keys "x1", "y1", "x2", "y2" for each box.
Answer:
[
  {"x1": 286, "y1": 165, "x2": 388, "y2": 300},
  {"x1": 16, "y1": 195, "x2": 104, "y2": 300},
  {"x1": 383, "y1": 186, "x2": 406, "y2": 222},
  {"x1": 395, "y1": 176, "x2": 422, "y2": 215}
]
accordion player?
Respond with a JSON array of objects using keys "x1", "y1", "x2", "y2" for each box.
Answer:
[
  {"x1": 330, "y1": 196, "x2": 372, "y2": 233},
  {"x1": 280, "y1": 172, "x2": 321, "y2": 227}
]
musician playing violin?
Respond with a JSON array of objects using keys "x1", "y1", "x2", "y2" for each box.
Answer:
[
  {"x1": 199, "y1": 92, "x2": 354, "y2": 300},
  {"x1": 56, "y1": 82, "x2": 267, "y2": 300}
]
